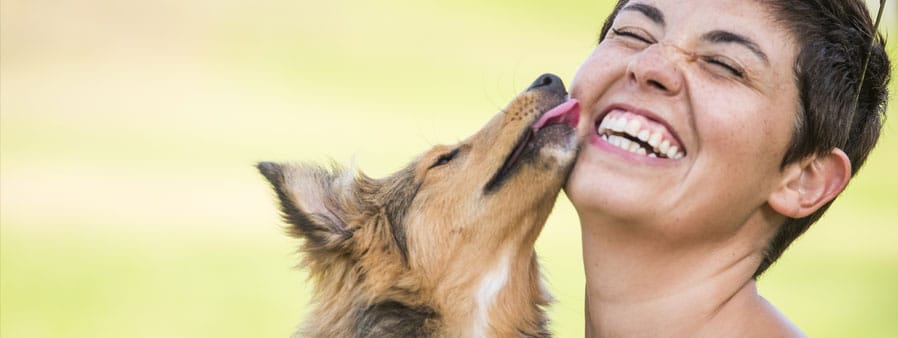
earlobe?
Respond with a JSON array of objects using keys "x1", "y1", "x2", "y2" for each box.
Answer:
[{"x1": 768, "y1": 149, "x2": 851, "y2": 218}]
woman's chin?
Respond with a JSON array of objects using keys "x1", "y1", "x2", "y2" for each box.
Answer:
[{"x1": 566, "y1": 168, "x2": 656, "y2": 223}]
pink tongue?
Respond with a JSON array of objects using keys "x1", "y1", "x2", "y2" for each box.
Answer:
[{"x1": 532, "y1": 99, "x2": 580, "y2": 131}]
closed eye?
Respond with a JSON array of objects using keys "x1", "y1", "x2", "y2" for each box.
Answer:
[
  {"x1": 428, "y1": 148, "x2": 460, "y2": 169},
  {"x1": 702, "y1": 56, "x2": 744, "y2": 78},
  {"x1": 611, "y1": 28, "x2": 654, "y2": 44}
]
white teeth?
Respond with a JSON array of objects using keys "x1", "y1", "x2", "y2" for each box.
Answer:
[
  {"x1": 613, "y1": 117, "x2": 627, "y2": 132},
  {"x1": 625, "y1": 119, "x2": 641, "y2": 136},
  {"x1": 608, "y1": 135, "x2": 623, "y2": 146},
  {"x1": 603, "y1": 117, "x2": 614, "y2": 132},
  {"x1": 637, "y1": 130, "x2": 650, "y2": 142},
  {"x1": 648, "y1": 132, "x2": 662, "y2": 147},
  {"x1": 619, "y1": 138, "x2": 632, "y2": 150},
  {"x1": 659, "y1": 140, "x2": 670, "y2": 154},
  {"x1": 597, "y1": 114, "x2": 686, "y2": 160},
  {"x1": 666, "y1": 146, "x2": 679, "y2": 159},
  {"x1": 597, "y1": 118, "x2": 610, "y2": 134}
]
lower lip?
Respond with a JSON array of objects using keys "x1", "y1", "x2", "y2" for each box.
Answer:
[{"x1": 588, "y1": 132, "x2": 678, "y2": 165}]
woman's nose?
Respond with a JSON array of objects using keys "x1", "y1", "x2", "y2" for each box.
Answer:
[{"x1": 626, "y1": 43, "x2": 685, "y2": 96}]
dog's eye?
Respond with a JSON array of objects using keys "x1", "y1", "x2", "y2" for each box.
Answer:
[{"x1": 429, "y1": 148, "x2": 459, "y2": 169}]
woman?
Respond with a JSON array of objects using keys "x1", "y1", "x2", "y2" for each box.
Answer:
[{"x1": 566, "y1": 0, "x2": 890, "y2": 336}]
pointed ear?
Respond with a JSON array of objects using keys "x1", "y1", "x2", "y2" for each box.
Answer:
[
  {"x1": 768, "y1": 148, "x2": 851, "y2": 219},
  {"x1": 257, "y1": 162, "x2": 355, "y2": 253}
]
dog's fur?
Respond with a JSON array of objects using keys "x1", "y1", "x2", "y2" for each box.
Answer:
[{"x1": 258, "y1": 74, "x2": 579, "y2": 337}]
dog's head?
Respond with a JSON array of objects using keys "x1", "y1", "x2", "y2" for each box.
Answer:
[{"x1": 258, "y1": 73, "x2": 579, "y2": 299}]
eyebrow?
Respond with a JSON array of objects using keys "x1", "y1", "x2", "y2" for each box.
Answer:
[
  {"x1": 702, "y1": 30, "x2": 770, "y2": 65},
  {"x1": 621, "y1": 3, "x2": 665, "y2": 26},
  {"x1": 619, "y1": 3, "x2": 769, "y2": 66}
]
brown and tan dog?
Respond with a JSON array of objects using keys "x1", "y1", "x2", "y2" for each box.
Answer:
[{"x1": 258, "y1": 73, "x2": 579, "y2": 338}]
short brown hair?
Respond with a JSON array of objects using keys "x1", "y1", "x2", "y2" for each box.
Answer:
[{"x1": 597, "y1": 0, "x2": 891, "y2": 277}]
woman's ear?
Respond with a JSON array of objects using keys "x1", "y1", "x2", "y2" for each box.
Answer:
[{"x1": 768, "y1": 148, "x2": 851, "y2": 218}]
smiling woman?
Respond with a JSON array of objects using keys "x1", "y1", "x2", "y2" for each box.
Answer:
[
  {"x1": 566, "y1": 0, "x2": 890, "y2": 336},
  {"x1": 0, "y1": 0, "x2": 895, "y2": 337}
]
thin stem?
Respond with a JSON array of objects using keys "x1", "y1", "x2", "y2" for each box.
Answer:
[{"x1": 854, "y1": 0, "x2": 888, "y2": 109}]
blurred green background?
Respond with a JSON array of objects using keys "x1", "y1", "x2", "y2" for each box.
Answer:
[{"x1": 1, "y1": 0, "x2": 895, "y2": 337}]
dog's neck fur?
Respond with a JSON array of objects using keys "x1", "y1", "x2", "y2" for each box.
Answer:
[
  {"x1": 467, "y1": 246, "x2": 548, "y2": 338},
  {"x1": 472, "y1": 248, "x2": 511, "y2": 337},
  {"x1": 426, "y1": 252, "x2": 548, "y2": 338},
  {"x1": 417, "y1": 217, "x2": 551, "y2": 337},
  {"x1": 293, "y1": 206, "x2": 551, "y2": 337}
]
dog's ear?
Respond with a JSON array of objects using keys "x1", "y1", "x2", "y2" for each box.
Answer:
[{"x1": 257, "y1": 162, "x2": 355, "y2": 254}]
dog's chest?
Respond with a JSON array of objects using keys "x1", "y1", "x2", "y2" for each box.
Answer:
[{"x1": 471, "y1": 251, "x2": 512, "y2": 337}]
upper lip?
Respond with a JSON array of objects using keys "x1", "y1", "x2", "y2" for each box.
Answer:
[{"x1": 596, "y1": 103, "x2": 687, "y2": 154}]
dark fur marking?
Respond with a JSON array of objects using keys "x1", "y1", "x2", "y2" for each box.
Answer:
[
  {"x1": 484, "y1": 122, "x2": 575, "y2": 195},
  {"x1": 380, "y1": 164, "x2": 420, "y2": 264},
  {"x1": 354, "y1": 301, "x2": 438, "y2": 338},
  {"x1": 519, "y1": 302, "x2": 551, "y2": 338},
  {"x1": 484, "y1": 128, "x2": 533, "y2": 194},
  {"x1": 521, "y1": 329, "x2": 552, "y2": 338}
]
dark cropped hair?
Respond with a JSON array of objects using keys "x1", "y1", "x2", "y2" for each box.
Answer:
[{"x1": 598, "y1": 0, "x2": 891, "y2": 277}]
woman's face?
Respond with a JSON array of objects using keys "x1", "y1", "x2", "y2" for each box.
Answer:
[{"x1": 567, "y1": 0, "x2": 799, "y2": 240}]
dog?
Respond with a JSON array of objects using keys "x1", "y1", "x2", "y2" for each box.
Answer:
[{"x1": 258, "y1": 73, "x2": 580, "y2": 337}]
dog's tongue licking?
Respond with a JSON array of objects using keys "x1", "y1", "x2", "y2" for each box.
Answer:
[{"x1": 532, "y1": 99, "x2": 580, "y2": 131}]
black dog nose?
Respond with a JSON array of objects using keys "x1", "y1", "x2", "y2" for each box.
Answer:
[{"x1": 527, "y1": 73, "x2": 566, "y2": 95}]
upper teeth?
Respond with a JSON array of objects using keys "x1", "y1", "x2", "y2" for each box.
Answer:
[{"x1": 598, "y1": 115, "x2": 685, "y2": 159}]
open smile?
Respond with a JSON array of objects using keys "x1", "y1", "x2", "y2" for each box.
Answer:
[{"x1": 593, "y1": 105, "x2": 686, "y2": 160}]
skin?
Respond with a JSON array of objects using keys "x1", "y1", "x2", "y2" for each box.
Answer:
[{"x1": 563, "y1": 0, "x2": 849, "y2": 336}]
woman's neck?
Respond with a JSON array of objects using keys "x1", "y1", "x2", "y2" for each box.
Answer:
[{"x1": 578, "y1": 212, "x2": 792, "y2": 337}]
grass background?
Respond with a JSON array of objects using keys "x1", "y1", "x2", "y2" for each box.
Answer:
[{"x1": 1, "y1": 0, "x2": 895, "y2": 337}]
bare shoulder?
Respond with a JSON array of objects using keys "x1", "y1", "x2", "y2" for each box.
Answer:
[
  {"x1": 746, "y1": 295, "x2": 808, "y2": 338},
  {"x1": 701, "y1": 282, "x2": 808, "y2": 338}
]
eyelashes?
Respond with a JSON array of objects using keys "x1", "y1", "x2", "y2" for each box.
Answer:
[
  {"x1": 611, "y1": 28, "x2": 654, "y2": 44},
  {"x1": 611, "y1": 27, "x2": 746, "y2": 79},
  {"x1": 701, "y1": 56, "x2": 744, "y2": 78},
  {"x1": 428, "y1": 148, "x2": 460, "y2": 169}
]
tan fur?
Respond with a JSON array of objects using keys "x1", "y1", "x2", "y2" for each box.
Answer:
[{"x1": 259, "y1": 74, "x2": 578, "y2": 337}]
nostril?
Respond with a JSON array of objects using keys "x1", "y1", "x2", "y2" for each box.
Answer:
[
  {"x1": 527, "y1": 73, "x2": 567, "y2": 95},
  {"x1": 648, "y1": 79, "x2": 667, "y2": 92}
]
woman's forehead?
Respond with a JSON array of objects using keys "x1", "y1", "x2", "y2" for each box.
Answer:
[
  {"x1": 620, "y1": 0, "x2": 780, "y2": 26},
  {"x1": 616, "y1": 0, "x2": 797, "y2": 61}
]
